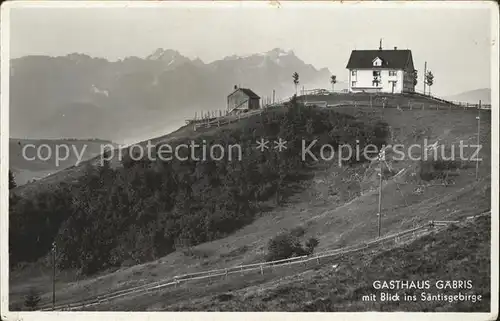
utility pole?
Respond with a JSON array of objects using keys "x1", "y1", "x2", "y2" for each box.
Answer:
[
  {"x1": 423, "y1": 61, "x2": 427, "y2": 95},
  {"x1": 52, "y1": 241, "x2": 56, "y2": 310},
  {"x1": 476, "y1": 101, "x2": 481, "y2": 180},
  {"x1": 377, "y1": 153, "x2": 383, "y2": 238},
  {"x1": 273, "y1": 89, "x2": 276, "y2": 104}
]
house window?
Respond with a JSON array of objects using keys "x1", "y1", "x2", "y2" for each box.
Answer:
[
  {"x1": 373, "y1": 70, "x2": 381, "y2": 77},
  {"x1": 351, "y1": 81, "x2": 357, "y2": 87},
  {"x1": 372, "y1": 80, "x2": 380, "y2": 87},
  {"x1": 351, "y1": 70, "x2": 357, "y2": 76},
  {"x1": 389, "y1": 70, "x2": 397, "y2": 76}
]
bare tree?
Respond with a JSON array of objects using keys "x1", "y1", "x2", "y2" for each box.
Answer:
[{"x1": 292, "y1": 72, "x2": 300, "y2": 95}]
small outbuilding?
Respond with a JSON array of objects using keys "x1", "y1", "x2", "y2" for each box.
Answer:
[{"x1": 227, "y1": 86, "x2": 261, "y2": 113}]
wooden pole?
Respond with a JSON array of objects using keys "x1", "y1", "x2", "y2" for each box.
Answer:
[
  {"x1": 377, "y1": 161, "x2": 383, "y2": 238},
  {"x1": 52, "y1": 242, "x2": 56, "y2": 310},
  {"x1": 476, "y1": 101, "x2": 481, "y2": 180},
  {"x1": 423, "y1": 61, "x2": 427, "y2": 95}
]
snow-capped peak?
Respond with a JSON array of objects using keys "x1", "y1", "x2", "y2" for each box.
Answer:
[
  {"x1": 146, "y1": 48, "x2": 182, "y2": 61},
  {"x1": 265, "y1": 48, "x2": 294, "y2": 57}
]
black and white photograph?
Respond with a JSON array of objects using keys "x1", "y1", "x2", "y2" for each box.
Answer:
[{"x1": 1, "y1": 1, "x2": 498, "y2": 320}]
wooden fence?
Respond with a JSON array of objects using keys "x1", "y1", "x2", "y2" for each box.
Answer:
[{"x1": 37, "y1": 212, "x2": 494, "y2": 312}]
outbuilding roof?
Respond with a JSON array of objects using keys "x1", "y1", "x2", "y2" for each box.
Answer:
[{"x1": 228, "y1": 88, "x2": 260, "y2": 99}]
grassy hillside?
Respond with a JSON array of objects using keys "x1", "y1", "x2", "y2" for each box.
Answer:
[
  {"x1": 158, "y1": 215, "x2": 491, "y2": 312},
  {"x1": 9, "y1": 96, "x2": 492, "y2": 311}
]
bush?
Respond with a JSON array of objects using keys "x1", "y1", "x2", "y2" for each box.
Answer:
[
  {"x1": 419, "y1": 159, "x2": 462, "y2": 181},
  {"x1": 305, "y1": 237, "x2": 320, "y2": 255},
  {"x1": 24, "y1": 288, "x2": 41, "y2": 311},
  {"x1": 265, "y1": 233, "x2": 320, "y2": 261},
  {"x1": 265, "y1": 232, "x2": 303, "y2": 261},
  {"x1": 290, "y1": 226, "x2": 306, "y2": 238},
  {"x1": 432, "y1": 159, "x2": 462, "y2": 171}
]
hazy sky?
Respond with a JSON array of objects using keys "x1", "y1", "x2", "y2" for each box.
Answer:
[{"x1": 7, "y1": 2, "x2": 495, "y2": 96}]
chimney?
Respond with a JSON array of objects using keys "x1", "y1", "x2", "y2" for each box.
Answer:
[
  {"x1": 379, "y1": 38, "x2": 383, "y2": 50},
  {"x1": 234, "y1": 85, "x2": 238, "y2": 90},
  {"x1": 394, "y1": 46, "x2": 397, "y2": 50}
]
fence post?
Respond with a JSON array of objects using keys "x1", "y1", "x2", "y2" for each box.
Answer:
[
  {"x1": 316, "y1": 256, "x2": 320, "y2": 264},
  {"x1": 260, "y1": 264, "x2": 264, "y2": 275},
  {"x1": 225, "y1": 268, "x2": 228, "y2": 279}
]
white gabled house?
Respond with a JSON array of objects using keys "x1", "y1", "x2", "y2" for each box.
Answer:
[{"x1": 346, "y1": 46, "x2": 416, "y2": 94}]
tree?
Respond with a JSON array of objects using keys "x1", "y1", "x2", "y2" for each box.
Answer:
[
  {"x1": 305, "y1": 237, "x2": 320, "y2": 255},
  {"x1": 9, "y1": 170, "x2": 16, "y2": 189},
  {"x1": 24, "y1": 288, "x2": 41, "y2": 311},
  {"x1": 292, "y1": 72, "x2": 300, "y2": 95},
  {"x1": 412, "y1": 70, "x2": 418, "y2": 88},
  {"x1": 425, "y1": 71, "x2": 434, "y2": 95},
  {"x1": 330, "y1": 75, "x2": 337, "y2": 92}
]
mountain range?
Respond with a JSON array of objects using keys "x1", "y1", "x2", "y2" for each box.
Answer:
[
  {"x1": 10, "y1": 48, "x2": 334, "y2": 144},
  {"x1": 444, "y1": 88, "x2": 491, "y2": 105}
]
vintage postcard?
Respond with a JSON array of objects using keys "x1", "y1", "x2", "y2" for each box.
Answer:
[{"x1": 1, "y1": 1, "x2": 498, "y2": 320}]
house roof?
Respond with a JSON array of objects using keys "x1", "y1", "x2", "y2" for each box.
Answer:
[
  {"x1": 346, "y1": 49, "x2": 413, "y2": 69},
  {"x1": 229, "y1": 87, "x2": 260, "y2": 99}
]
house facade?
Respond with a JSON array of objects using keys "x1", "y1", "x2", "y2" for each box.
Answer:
[
  {"x1": 346, "y1": 47, "x2": 415, "y2": 94},
  {"x1": 227, "y1": 87, "x2": 261, "y2": 113}
]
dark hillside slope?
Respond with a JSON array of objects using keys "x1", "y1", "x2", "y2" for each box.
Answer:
[{"x1": 9, "y1": 101, "x2": 389, "y2": 275}]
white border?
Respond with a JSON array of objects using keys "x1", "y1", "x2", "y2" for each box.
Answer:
[{"x1": 0, "y1": 1, "x2": 498, "y2": 321}]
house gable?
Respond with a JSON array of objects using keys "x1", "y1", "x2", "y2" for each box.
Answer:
[
  {"x1": 372, "y1": 57, "x2": 383, "y2": 67},
  {"x1": 404, "y1": 51, "x2": 415, "y2": 72}
]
